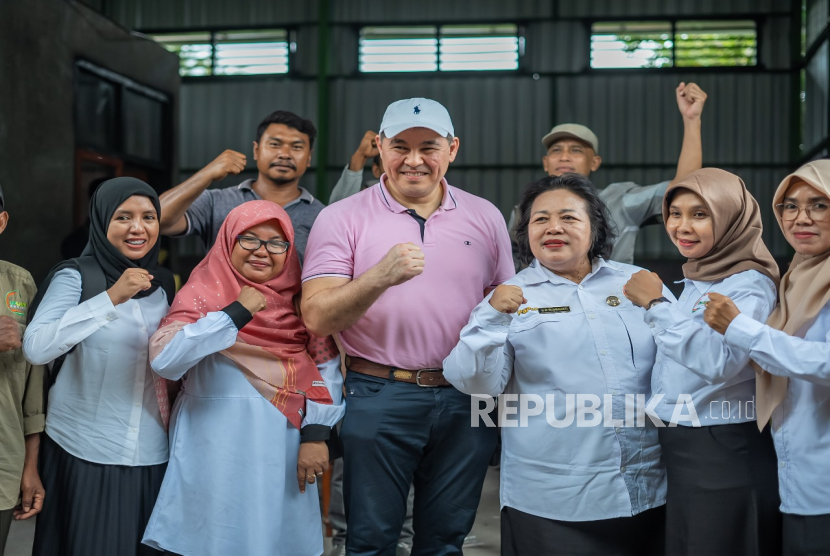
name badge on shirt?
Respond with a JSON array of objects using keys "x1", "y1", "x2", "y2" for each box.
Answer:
[{"x1": 518, "y1": 306, "x2": 570, "y2": 315}]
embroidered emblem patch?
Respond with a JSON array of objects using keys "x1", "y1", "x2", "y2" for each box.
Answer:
[
  {"x1": 691, "y1": 294, "x2": 710, "y2": 313},
  {"x1": 5, "y1": 290, "x2": 26, "y2": 316},
  {"x1": 413, "y1": 105, "x2": 421, "y2": 115}
]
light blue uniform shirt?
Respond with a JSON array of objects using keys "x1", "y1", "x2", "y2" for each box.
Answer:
[
  {"x1": 725, "y1": 303, "x2": 830, "y2": 516},
  {"x1": 23, "y1": 268, "x2": 169, "y2": 466},
  {"x1": 646, "y1": 270, "x2": 777, "y2": 426},
  {"x1": 443, "y1": 258, "x2": 670, "y2": 522},
  {"x1": 143, "y1": 310, "x2": 345, "y2": 556}
]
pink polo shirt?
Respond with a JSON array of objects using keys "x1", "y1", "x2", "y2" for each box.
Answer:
[{"x1": 302, "y1": 176, "x2": 514, "y2": 370}]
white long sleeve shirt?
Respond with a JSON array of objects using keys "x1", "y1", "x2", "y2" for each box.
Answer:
[
  {"x1": 725, "y1": 303, "x2": 830, "y2": 515},
  {"x1": 23, "y1": 268, "x2": 169, "y2": 466},
  {"x1": 443, "y1": 258, "x2": 670, "y2": 522},
  {"x1": 646, "y1": 270, "x2": 777, "y2": 425}
]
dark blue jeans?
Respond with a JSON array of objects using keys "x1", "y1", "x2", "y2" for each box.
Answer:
[{"x1": 340, "y1": 371, "x2": 497, "y2": 556}]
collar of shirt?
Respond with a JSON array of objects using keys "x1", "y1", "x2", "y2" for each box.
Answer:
[
  {"x1": 522, "y1": 257, "x2": 626, "y2": 287},
  {"x1": 236, "y1": 180, "x2": 316, "y2": 207},
  {"x1": 376, "y1": 174, "x2": 458, "y2": 214}
]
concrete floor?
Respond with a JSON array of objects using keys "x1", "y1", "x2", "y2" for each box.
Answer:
[{"x1": 5, "y1": 467, "x2": 502, "y2": 556}]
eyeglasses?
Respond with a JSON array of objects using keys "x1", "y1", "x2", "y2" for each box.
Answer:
[
  {"x1": 774, "y1": 202, "x2": 830, "y2": 222},
  {"x1": 236, "y1": 235, "x2": 290, "y2": 254}
]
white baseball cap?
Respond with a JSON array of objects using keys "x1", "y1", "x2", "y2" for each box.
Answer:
[
  {"x1": 379, "y1": 98, "x2": 454, "y2": 139},
  {"x1": 541, "y1": 124, "x2": 600, "y2": 154}
]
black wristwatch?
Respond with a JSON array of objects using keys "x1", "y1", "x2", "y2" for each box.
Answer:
[{"x1": 646, "y1": 297, "x2": 670, "y2": 310}]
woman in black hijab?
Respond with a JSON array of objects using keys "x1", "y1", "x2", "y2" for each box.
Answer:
[{"x1": 23, "y1": 178, "x2": 175, "y2": 556}]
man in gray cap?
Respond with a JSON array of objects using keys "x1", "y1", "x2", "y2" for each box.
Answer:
[{"x1": 509, "y1": 82, "x2": 708, "y2": 267}]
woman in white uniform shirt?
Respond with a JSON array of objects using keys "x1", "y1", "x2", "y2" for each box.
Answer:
[
  {"x1": 623, "y1": 168, "x2": 781, "y2": 556},
  {"x1": 23, "y1": 178, "x2": 175, "y2": 556},
  {"x1": 444, "y1": 173, "x2": 670, "y2": 556},
  {"x1": 705, "y1": 160, "x2": 830, "y2": 556}
]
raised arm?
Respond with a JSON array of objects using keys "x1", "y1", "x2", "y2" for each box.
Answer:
[
  {"x1": 24, "y1": 268, "x2": 155, "y2": 365},
  {"x1": 301, "y1": 243, "x2": 424, "y2": 337},
  {"x1": 669, "y1": 82, "x2": 707, "y2": 186},
  {"x1": 159, "y1": 150, "x2": 247, "y2": 235},
  {"x1": 330, "y1": 131, "x2": 379, "y2": 204},
  {"x1": 150, "y1": 287, "x2": 264, "y2": 380}
]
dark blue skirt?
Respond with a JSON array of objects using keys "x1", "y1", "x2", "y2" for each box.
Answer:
[{"x1": 32, "y1": 433, "x2": 166, "y2": 556}]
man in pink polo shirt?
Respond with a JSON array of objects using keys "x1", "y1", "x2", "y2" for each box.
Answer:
[{"x1": 302, "y1": 98, "x2": 513, "y2": 556}]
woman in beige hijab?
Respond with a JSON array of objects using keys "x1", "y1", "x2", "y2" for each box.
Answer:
[
  {"x1": 705, "y1": 160, "x2": 830, "y2": 556},
  {"x1": 624, "y1": 168, "x2": 781, "y2": 556}
]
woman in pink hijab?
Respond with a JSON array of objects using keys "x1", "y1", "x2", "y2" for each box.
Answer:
[{"x1": 141, "y1": 201, "x2": 344, "y2": 556}]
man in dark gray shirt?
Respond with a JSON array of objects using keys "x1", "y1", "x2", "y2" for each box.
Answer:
[{"x1": 159, "y1": 110, "x2": 325, "y2": 261}]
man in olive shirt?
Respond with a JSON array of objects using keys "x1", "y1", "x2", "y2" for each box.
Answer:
[{"x1": 0, "y1": 183, "x2": 45, "y2": 553}]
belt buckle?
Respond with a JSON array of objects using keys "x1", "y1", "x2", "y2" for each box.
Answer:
[{"x1": 416, "y1": 368, "x2": 441, "y2": 387}]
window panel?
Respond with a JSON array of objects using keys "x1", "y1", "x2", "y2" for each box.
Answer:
[
  {"x1": 359, "y1": 24, "x2": 519, "y2": 73},
  {"x1": 591, "y1": 20, "x2": 757, "y2": 69},
  {"x1": 674, "y1": 20, "x2": 757, "y2": 67},
  {"x1": 149, "y1": 30, "x2": 289, "y2": 76}
]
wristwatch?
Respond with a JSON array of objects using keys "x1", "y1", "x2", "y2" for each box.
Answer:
[{"x1": 646, "y1": 297, "x2": 670, "y2": 310}]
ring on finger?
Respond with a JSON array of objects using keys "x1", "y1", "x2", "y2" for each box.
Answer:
[{"x1": 316, "y1": 471, "x2": 324, "y2": 476}]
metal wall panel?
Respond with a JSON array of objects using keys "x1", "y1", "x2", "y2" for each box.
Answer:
[
  {"x1": 296, "y1": 25, "x2": 359, "y2": 77},
  {"x1": 761, "y1": 16, "x2": 794, "y2": 70},
  {"x1": 523, "y1": 21, "x2": 589, "y2": 74},
  {"x1": 556, "y1": 0, "x2": 792, "y2": 18},
  {"x1": 327, "y1": 76, "x2": 553, "y2": 167},
  {"x1": 556, "y1": 73, "x2": 792, "y2": 166},
  {"x1": 330, "y1": 0, "x2": 552, "y2": 23},
  {"x1": 178, "y1": 80, "x2": 318, "y2": 171},
  {"x1": 106, "y1": 0, "x2": 318, "y2": 30},
  {"x1": 804, "y1": 39, "x2": 829, "y2": 151},
  {"x1": 807, "y1": 0, "x2": 829, "y2": 48}
]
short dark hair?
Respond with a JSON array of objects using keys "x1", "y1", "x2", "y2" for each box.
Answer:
[
  {"x1": 255, "y1": 110, "x2": 317, "y2": 149},
  {"x1": 514, "y1": 173, "x2": 616, "y2": 266}
]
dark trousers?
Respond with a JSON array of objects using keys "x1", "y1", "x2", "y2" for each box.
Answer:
[
  {"x1": 330, "y1": 456, "x2": 416, "y2": 546},
  {"x1": 501, "y1": 505, "x2": 666, "y2": 556},
  {"x1": 340, "y1": 371, "x2": 497, "y2": 556},
  {"x1": 658, "y1": 422, "x2": 782, "y2": 556},
  {"x1": 783, "y1": 513, "x2": 830, "y2": 556}
]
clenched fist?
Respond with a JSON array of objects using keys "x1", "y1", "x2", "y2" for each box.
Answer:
[
  {"x1": 0, "y1": 315, "x2": 22, "y2": 352},
  {"x1": 676, "y1": 82, "x2": 708, "y2": 121},
  {"x1": 375, "y1": 243, "x2": 425, "y2": 287},
  {"x1": 237, "y1": 286, "x2": 267, "y2": 315},
  {"x1": 107, "y1": 268, "x2": 154, "y2": 306},
  {"x1": 349, "y1": 130, "x2": 380, "y2": 171},
  {"x1": 623, "y1": 270, "x2": 665, "y2": 308},
  {"x1": 489, "y1": 285, "x2": 527, "y2": 314},
  {"x1": 703, "y1": 292, "x2": 741, "y2": 335},
  {"x1": 201, "y1": 150, "x2": 247, "y2": 183}
]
